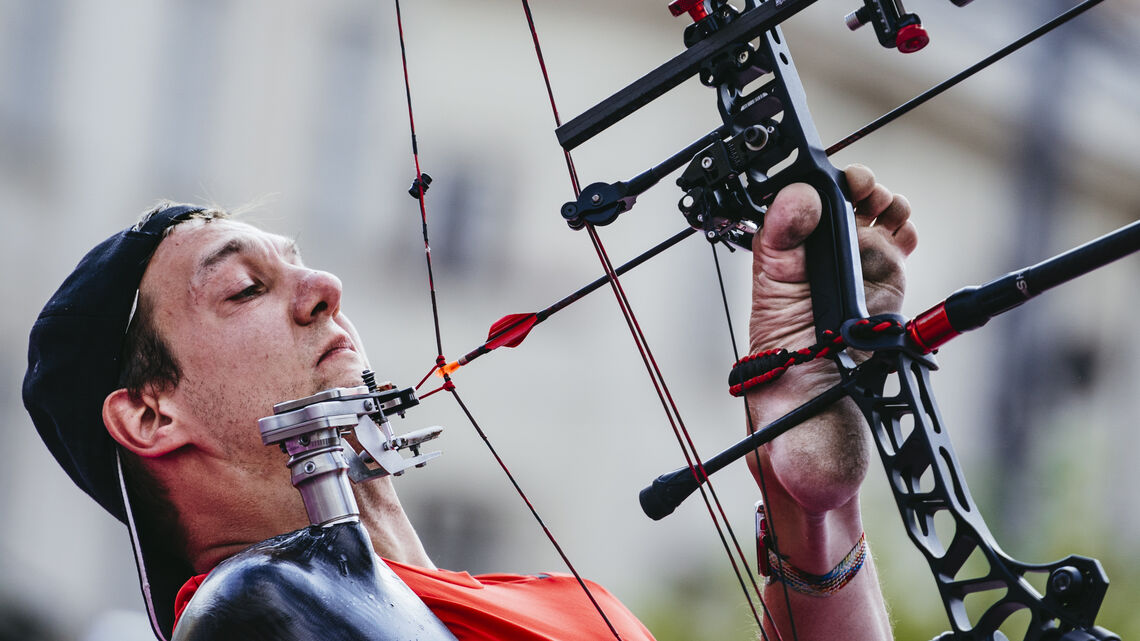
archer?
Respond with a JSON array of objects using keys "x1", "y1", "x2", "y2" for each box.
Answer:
[{"x1": 24, "y1": 164, "x2": 912, "y2": 640}]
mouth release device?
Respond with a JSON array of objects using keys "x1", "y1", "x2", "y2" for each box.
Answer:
[{"x1": 258, "y1": 370, "x2": 443, "y2": 527}]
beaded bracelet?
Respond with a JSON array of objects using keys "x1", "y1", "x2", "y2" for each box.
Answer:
[{"x1": 756, "y1": 501, "x2": 867, "y2": 597}]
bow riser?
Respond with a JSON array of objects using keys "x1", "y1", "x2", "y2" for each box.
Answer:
[{"x1": 691, "y1": 24, "x2": 869, "y2": 337}]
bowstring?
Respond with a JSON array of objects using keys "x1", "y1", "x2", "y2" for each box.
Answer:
[
  {"x1": 519, "y1": 2, "x2": 783, "y2": 638},
  {"x1": 392, "y1": 2, "x2": 625, "y2": 638},
  {"x1": 393, "y1": 0, "x2": 443, "y2": 361},
  {"x1": 710, "y1": 244, "x2": 800, "y2": 641}
]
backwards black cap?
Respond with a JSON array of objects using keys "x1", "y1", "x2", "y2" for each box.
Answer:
[{"x1": 23, "y1": 204, "x2": 204, "y2": 640}]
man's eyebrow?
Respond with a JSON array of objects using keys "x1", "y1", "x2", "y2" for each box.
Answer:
[
  {"x1": 194, "y1": 236, "x2": 302, "y2": 281},
  {"x1": 195, "y1": 238, "x2": 251, "y2": 279},
  {"x1": 284, "y1": 239, "x2": 301, "y2": 262}
]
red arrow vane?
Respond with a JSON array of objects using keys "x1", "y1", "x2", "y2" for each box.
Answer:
[
  {"x1": 485, "y1": 313, "x2": 539, "y2": 350},
  {"x1": 434, "y1": 227, "x2": 696, "y2": 379}
]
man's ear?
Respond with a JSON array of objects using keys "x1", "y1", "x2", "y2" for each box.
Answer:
[{"x1": 103, "y1": 387, "x2": 190, "y2": 457}]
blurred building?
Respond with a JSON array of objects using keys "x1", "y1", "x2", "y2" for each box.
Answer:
[{"x1": 1, "y1": 1, "x2": 1137, "y2": 639}]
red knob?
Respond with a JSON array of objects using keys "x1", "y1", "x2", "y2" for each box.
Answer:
[
  {"x1": 896, "y1": 23, "x2": 930, "y2": 53},
  {"x1": 668, "y1": 0, "x2": 709, "y2": 22}
]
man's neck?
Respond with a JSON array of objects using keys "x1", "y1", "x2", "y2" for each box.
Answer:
[
  {"x1": 172, "y1": 457, "x2": 432, "y2": 573},
  {"x1": 353, "y1": 477, "x2": 435, "y2": 569}
]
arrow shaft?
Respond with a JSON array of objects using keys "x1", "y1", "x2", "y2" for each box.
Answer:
[
  {"x1": 538, "y1": 227, "x2": 697, "y2": 322},
  {"x1": 451, "y1": 227, "x2": 699, "y2": 372}
]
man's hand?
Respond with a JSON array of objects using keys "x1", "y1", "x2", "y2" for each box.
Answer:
[
  {"x1": 744, "y1": 165, "x2": 915, "y2": 641},
  {"x1": 746, "y1": 164, "x2": 916, "y2": 512}
]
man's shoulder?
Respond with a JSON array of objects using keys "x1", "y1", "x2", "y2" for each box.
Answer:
[{"x1": 173, "y1": 523, "x2": 456, "y2": 641}]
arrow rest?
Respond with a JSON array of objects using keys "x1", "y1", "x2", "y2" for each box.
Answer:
[
  {"x1": 560, "y1": 1, "x2": 872, "y2": 334},
  {"x1": 684, "y1": 9, "x2": 870, "y2": 337}
]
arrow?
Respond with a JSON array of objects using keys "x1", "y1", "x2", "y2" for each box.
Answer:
[{"x1": 437, "y1": 227, "x2": 697, "y2": 377}]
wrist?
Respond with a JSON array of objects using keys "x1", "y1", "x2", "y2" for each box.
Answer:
[{"x1": 756, "y1": 499, "x2": 868, "y2": 597}]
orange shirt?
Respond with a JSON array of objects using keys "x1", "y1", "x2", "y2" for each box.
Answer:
[
  {"x1": 386, "y1": 559, "x2": 654, "y2": 641},
  {"x1": 174, "y1": 559, "x2": 655, "y2": 641}
]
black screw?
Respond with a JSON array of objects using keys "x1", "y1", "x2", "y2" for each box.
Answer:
[
  {"x1": 362, "y1": 369, "x2": 378, "y2": 392},
  {"x1": 1049, "y1": 566, "x2": 1084, "y2": 601}
]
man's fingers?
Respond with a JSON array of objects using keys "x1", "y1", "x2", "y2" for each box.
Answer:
[
  {"x1": 854, "y1": 184, "x2": 893, "y2": 225},
  {"x1": 844, "y1": 164, "x2": 877, "y2": 202},
  {"x1": 892, "y1": 219, "x2": 919, "y2": 256},
  {"x1": 875, "y1": 193, "x2": 912, "y2": 234}
]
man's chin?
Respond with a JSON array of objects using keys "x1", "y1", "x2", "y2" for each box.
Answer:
[{"x1": 314, "y1": 357, "x2": 374, "y2": 392}]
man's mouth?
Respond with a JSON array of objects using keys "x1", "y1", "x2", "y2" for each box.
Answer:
[{"x1": 317, "y1": 336, "x2": 357, "y2": 366}]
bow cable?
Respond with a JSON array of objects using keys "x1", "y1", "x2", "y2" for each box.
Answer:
[
  {"x1": 520, "y1": 2, "x2": 788, "y2": 639},
  {"x1": 393, "y1": 0, "x2": 443, "y2": 361},
  {"x1": 392, "y1": 2, "x2": 624, "y2": 637},
  {"x1": 709, "y1": 243, "x2": 802, "y2": 641}
]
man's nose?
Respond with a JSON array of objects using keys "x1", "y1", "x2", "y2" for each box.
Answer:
[{"x1": 292, "y1": 269, "x2": 344, "y2": 325}]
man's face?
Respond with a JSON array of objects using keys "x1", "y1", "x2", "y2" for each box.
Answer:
[{"x1": 140, "y1": 218, "x2": 370, "y2": 492}]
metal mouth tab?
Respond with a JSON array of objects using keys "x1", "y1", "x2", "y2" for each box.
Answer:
[{"x1": 258, "y1": 381, "x2": 443, "y2": 526}]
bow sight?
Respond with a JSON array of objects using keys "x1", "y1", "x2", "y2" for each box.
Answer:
[
  {"x1": 553, "y1": 1, "x2": 1128, "y2": 639},
  {"x1": 257, "y1": 370, "x2": 443, "y2": 527},
  {"x1": 559, "y1": 0, "x2": 986, "y2": 337},
  {"x1": 558, "y1": 0, "x2": 977, "y2": 262}
]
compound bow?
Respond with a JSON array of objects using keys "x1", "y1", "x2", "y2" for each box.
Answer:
[{"x1": 395, "y1": 1, "x2": 1134, "y2": 640}]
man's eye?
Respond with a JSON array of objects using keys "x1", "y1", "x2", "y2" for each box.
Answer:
[{"x1": 228, "y1": 284, "x2": 263, "y2": 301}]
